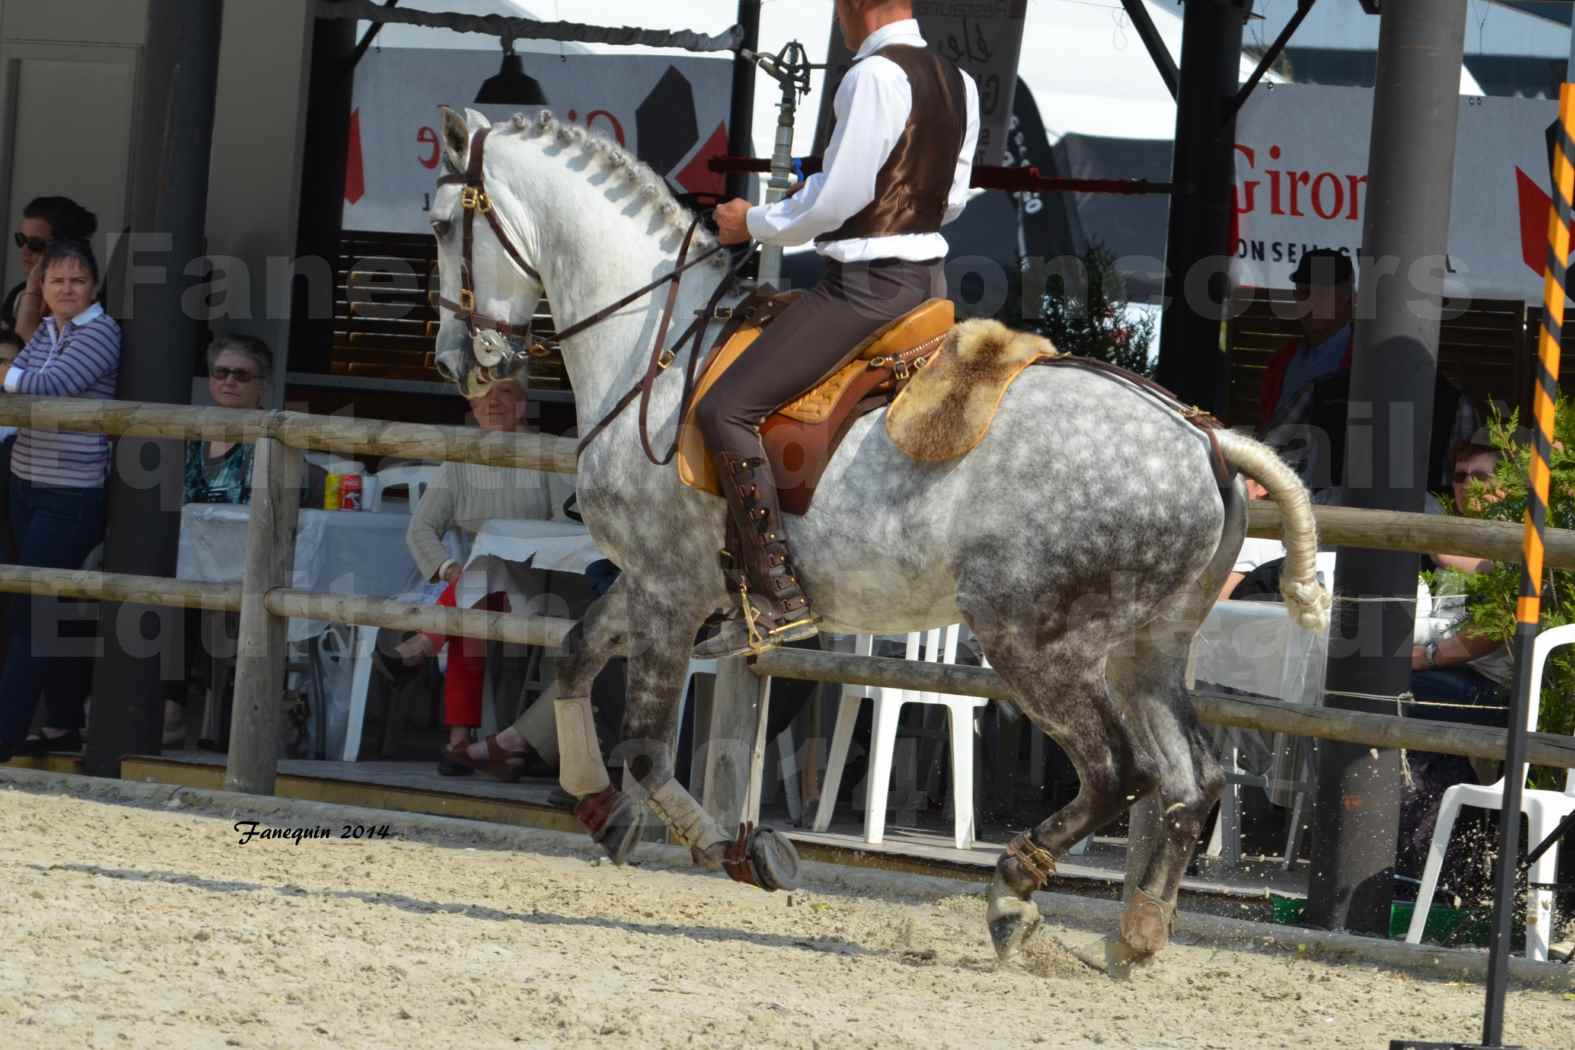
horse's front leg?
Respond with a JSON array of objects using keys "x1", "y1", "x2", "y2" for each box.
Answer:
[
  {"x1": 536, "y1": 576, "x2": 649, "y2": 864},
  {"x1": 611, "y1": 596, "x2": 800, "y2": 892}
]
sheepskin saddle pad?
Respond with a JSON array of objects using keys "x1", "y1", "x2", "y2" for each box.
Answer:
[{"x1": 884, "y1": 319, "x2": 1060, "y2": 462}]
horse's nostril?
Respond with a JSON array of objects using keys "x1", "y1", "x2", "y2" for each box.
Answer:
[{"x1": 433, "y1": 353, "x2": 460, "y2": 383}]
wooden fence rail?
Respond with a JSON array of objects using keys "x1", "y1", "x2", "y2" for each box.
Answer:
[
  {"x1": 750, "y1": 648, "x2": 1575, "y2": 771},
  {"x1": 0, "y1": 395, "x2": 1570, "y2": 802},
  {"x1": 0, "y1": 396, "x2": 580, "y2": 474}
]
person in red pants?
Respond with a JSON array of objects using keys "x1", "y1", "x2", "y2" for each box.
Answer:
[{"x1": 391, "y1": 377, "x2": 559, "y2": 778}]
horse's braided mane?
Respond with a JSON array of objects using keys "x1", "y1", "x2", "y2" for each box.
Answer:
[{"x1": 509, "y1": 110, "x2": 725, "y2": 269}]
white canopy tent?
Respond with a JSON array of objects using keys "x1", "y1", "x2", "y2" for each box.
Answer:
[{"x1": 359, "y1": 1, "x2": 1285, "y2": 155}]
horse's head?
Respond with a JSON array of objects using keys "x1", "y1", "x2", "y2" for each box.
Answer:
[{"x1": 430, "y1": 105, "x2": 543, "y2": 398}]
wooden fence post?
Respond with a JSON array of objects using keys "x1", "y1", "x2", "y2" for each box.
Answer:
[
  {"x1": 698, "y1": 654, "x2": 764, "y2": 830},
  {"x1": 224, "y1": 437, "x2": 303, "y2": 795}
]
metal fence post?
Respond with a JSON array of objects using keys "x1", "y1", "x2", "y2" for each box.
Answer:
[{"x1": 224, "y1": 436, "x2": 303, "y2": 795}]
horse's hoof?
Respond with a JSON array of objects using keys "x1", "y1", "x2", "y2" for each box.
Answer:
[
  {"x1": 722, "y1": 825, "x2": 801, "y2": 891},
  {"x1": 1118, "y1": 890, "x2": 1173, "y2": 957},
  {"x1": 575, "y1": 786, "x2": 643, "y2": 865},
  {"x1": 986, "y1": 894, "x2": 1042, "y2": 962}
]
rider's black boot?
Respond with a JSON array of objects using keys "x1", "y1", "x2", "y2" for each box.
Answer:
[{"x1": 693, "y1": 453, "x2": 819, "y2": 658}]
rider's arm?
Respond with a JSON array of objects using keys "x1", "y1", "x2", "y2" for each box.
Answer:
[
  {"x1": 746, "y1": 59, "x2": 910, "y2": 246},
  {"x1": 943, "y1": 72, "x2": 981, "y2": 226}
]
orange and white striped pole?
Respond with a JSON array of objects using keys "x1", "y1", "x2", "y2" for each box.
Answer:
[{"x1": 1481, "y1": 81, "x2": 1575, "y2": 1048}]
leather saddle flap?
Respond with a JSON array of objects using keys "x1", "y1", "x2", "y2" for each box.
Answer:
[
  {"x1": 885, "y1": 318, "x2": 1058, "y2": 462},
  {"x1": 678, "y1": 297, "x2": 955, "y2": 499}
]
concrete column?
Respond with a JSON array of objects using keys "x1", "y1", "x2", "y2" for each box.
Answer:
[{"x1": 1304, "y1": 0, "x2": 1468, "y2": 935}]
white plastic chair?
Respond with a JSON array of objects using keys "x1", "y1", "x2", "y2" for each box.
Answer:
[
  {"x1": 814, "y1": 626, "x2": 988, "y2": 849},
  {"x1": 366, "y1": 464, "x2": 439, "y2": 513},
  {"x1": 1405, "y1": 623, "x2": 1575, "y2": 962}
]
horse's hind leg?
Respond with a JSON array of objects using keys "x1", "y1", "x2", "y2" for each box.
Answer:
[
  {"x1": 966, "y1": 625, "x2": 1160, "y2": 962},
  {"x1": 1107, "y1": 480, "x2": 1243, "y2": 955},
  {"x1": 1107, "y1": 656, "x2": 1224, "y2": 957}
]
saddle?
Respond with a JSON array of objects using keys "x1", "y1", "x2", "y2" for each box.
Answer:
[{"x1": 676, "y1": 296, "x2": 955, "y2": 515}]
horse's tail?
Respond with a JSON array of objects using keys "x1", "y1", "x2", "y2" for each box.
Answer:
[{"x1": 1213, "y1": 429, "x2": 1332, "y2": 633}]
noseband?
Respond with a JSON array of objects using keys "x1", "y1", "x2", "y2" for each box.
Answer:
[{"x1": 432, "y1": 125, "x2": 749, "y2": 464}]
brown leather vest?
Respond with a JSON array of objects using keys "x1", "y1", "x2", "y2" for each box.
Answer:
[{"x1": 815, "y1": 44, "x2": 968, "y2": 245}]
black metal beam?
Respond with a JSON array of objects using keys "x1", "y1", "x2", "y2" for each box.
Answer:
[
  {"x1": 85, "y1": 0, "x2": 225, "y2": 776},
  {"x1": 1152, "y1": 0, "x2": 1249, "y2": 413},
  {"x1": 725, "y1": 0, "x2": 761, "y2": 202},
  {"x1": 349, "y1": 0, "x2": 399, "y2": 68},
  {"x1": 1118, "y1": 0, "x2": 1180, "y2": 101},
  {"x1": 1225, "y1": 0, "x2": 1316, "y2": 122}
]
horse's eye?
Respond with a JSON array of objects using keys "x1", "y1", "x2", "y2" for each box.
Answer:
[{"x1": 430, "y1": 219, "x2": 452, "y2": 239}]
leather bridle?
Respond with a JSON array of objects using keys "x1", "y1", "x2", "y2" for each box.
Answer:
[{"x1": 431, "y1": 125, "x2": 747, "y2": 464}]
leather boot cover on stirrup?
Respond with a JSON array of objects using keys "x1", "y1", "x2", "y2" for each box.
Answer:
[{"x1": 710, "y1": 453, "x2": 818, "y2": 654}]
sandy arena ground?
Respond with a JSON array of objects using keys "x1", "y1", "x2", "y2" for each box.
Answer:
[{"x1": 0, "y1": 784, "x2": 1570, "y2": 1050}]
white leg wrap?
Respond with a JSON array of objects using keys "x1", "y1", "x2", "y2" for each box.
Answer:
[
  {"x1": 554, "y1": 695, "x2": 610, "y2": 798},
  {"x1": 645, "y1": 779, "x2": 730, "y2": 853}
]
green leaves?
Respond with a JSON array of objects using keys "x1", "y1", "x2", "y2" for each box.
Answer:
[{"x1": 1449, "y1": 402, "x2": 1575, "y2": 785}]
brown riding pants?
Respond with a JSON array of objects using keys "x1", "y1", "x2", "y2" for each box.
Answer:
[{"x1": 694, "y1": 258, "x2": 946, "y2": 461}]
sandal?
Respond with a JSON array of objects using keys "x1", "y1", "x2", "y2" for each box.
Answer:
[
  {"x1": 437, "y1": 743, "x2": 475, "y2": 777},
  {"x1": 444, "y1": 733, "x2": 530, "y2": 783}
]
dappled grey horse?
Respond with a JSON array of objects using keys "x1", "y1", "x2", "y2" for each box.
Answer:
[{"x1": 426, "y1": 106, "x2": 1329, "y2": 963}]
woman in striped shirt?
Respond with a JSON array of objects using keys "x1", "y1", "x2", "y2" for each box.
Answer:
[{"x1": 0, "y1": 240, "x2": 119, "y2": 760}]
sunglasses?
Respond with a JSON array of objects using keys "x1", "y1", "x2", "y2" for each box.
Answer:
[
  {"x1": 1452, "y1": 470, "x2": 1495, "y2": 485},
  {"x1": 211, "y1": 366, "x2": 259, "y2": 383},
  {"x1": 13, "y1": 232, "x2": 46, "y2": 253}
]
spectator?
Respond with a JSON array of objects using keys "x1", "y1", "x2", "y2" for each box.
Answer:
[
  {"x1": 1410, "y1": 437, "x2": 1516, "y2": 705},
  {"x1": 393, "y1": 377, "x2": 559, "y2": 779},
  {"x1": 0, "y1": 240, "x2": 117, "y2": 760},
  {"x1": 1217, "y1": 478, "x2": 1283, "y2": 601},
  {"x1": 1264, "y1": 364, "x2": 1477, "y2": 502},
  {"x1": 1396, "y1": 434, "x2": 1519, "y2": 889},
  {"x1": 1257, "y1": 249, "x2": 1355, "y2": 431},
  {"x1": 168, "y1": 335, "x2": 326, "y2": 750},
  {"x1": 3, "y1": 196, "x2": 98, "y2": 346},
  {"x1": 185, "y1": 334, "x2": 274, "y2": 504}
]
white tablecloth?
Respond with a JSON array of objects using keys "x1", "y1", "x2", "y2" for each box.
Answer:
[
  {"x1": 176, "y1": 503, "x2": 421, "y2": 641},
  {"x1": 455, "y1": 518, "x2": 608, "y2": 611}
]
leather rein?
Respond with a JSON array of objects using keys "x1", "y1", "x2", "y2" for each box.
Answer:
[{"x1": 433, "y1": 126, "x2": 743, "y2": 463}]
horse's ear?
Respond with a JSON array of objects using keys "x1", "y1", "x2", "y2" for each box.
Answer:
[
  {"x1": 463, "y1": 107, "x2": 492, "y2": 134},
  {"x1": 439, "y1": 105, "x2": 471, "y2": 175}
]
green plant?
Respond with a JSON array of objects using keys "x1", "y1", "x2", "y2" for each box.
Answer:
[
  {"x1": 1436, "y1": 402, "x2": 1575, "y2": 786},
  {"x1": 1017, "y1": 243, "x2": 1156, "y2": 376}
]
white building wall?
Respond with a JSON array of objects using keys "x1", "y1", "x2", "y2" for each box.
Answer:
[{"x1": 0, "y1": 0, "x2": 148, "y2": 292}]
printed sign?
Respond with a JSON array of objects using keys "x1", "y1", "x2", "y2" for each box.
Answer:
[
  {"x1": 813, "y1": 1, "x2": 1027, "y2": 167},
  {"x1": 1233, "y1": 83, "x2": 1560, "y2": 303},
  {"x1": 345, "y1": 49, "x2": 735, "y2": 233}
]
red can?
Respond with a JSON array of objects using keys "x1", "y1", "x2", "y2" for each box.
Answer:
[{"x1": 340, "y1": 473, "x2": 363, "y2": 511}]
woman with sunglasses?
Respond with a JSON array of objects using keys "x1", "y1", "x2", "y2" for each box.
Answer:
[
  {"x1": 183, "y1": 335, "x2": 275, "y2": 504},
  {"x1": 3, "y1": 197, "x2": 97, "y2": 345},
  {"x1": 169, "y1": 336, "x2": 328, "y2": 749},
  {"x1": 0, "y1": 239, "x2": 118, "y2": 761}
]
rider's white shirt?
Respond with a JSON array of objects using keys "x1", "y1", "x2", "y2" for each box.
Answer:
[{"x1": 745, "y1": 19, "x2": 980, "y2": 264}]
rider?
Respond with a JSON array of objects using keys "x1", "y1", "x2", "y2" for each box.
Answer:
[{"x1": 697, "y1": 0, "x2": 979, "y2": 657}]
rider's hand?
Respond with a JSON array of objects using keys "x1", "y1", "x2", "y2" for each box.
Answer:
[{"x1": 714, "y1": 199, "x2": 753, "y2": 246}]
